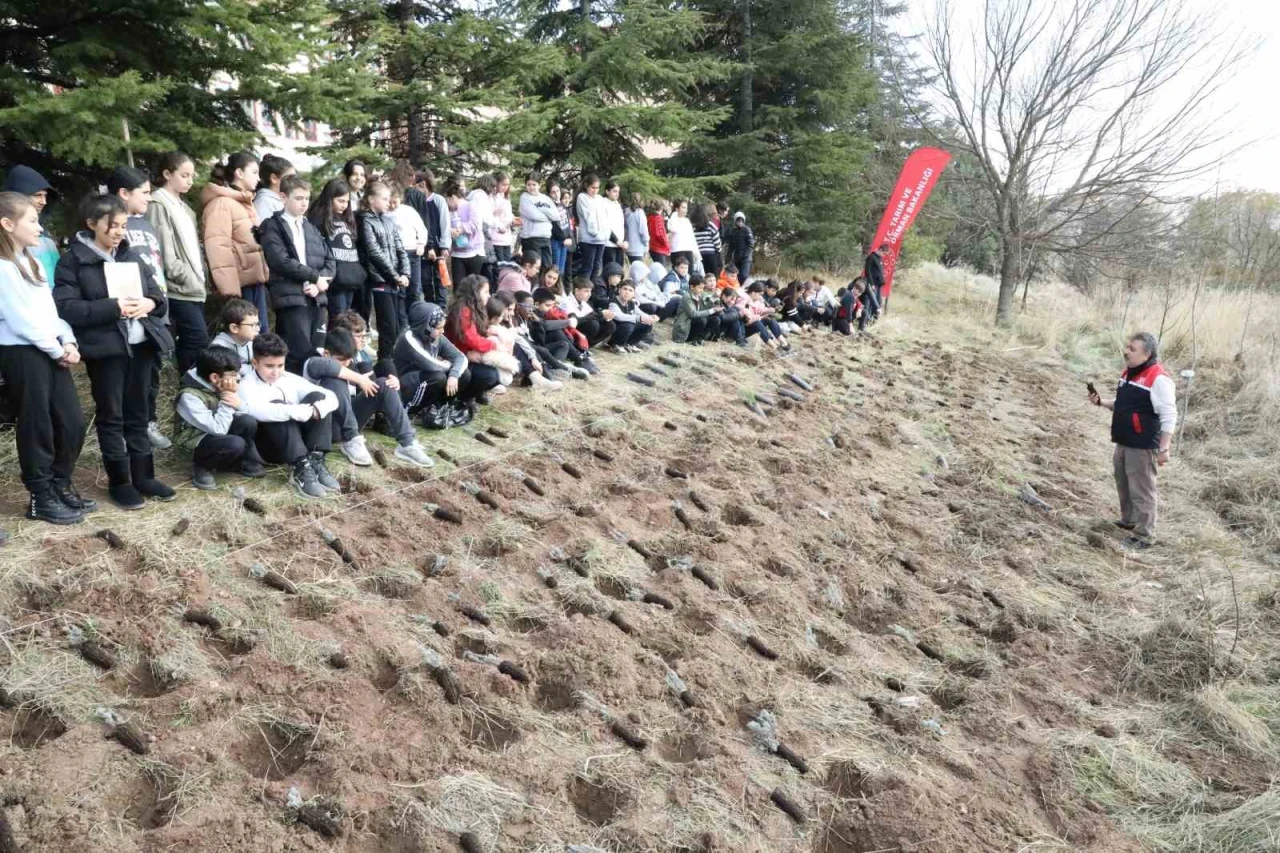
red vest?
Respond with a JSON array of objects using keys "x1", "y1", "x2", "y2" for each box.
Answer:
[{"x1": 1112, "y1": 361, "x2": 1167, "y2": 449}]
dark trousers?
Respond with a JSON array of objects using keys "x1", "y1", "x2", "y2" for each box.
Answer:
[
  {"x1": 192, "y1": 414, "x2": 264, "y2": 470},
  {"x1": 576, "y1": 313, "x2": 614, "y2": 349},
  {"x1": 241, "y1": 284, "x2": 270, "y2": 334},
  {"x1": 532, "y1": 342, "x2": 569, "y2": 372},
  {"x1": 577, "y1": 243, "x2": 606, "y2": 280},
  {"x1": 835, "y1": 315, "x2": 854, "y2": 336},
  {"x1": 451, "y1": 255, "x2": 485, "y2": 288},
  {"x1": 641, "y1": 297, "x2": 681, "y2": 321},
  {"x1": 318, "y1": 376, "x2": 413, "y2": 445},
  {"x1": 744, "y1": 319, "x2": 776, "y2": 343},
  {"x1": 169, "y1": 299, "x2": 209, "y2": 375},
  {"x1": 610, "y1": 321, "x2": 651, "y2": 347},
  {"x1": 371, "y1": 288, "x2": 406, "y2": 362},
  {"x1": 603, "y1": 246, "x2": 623, "y2": 269},
  {"x1": 85, "y1": 346, "x2": 159, "y2": 462},
  {"x1": 351, "y1": 285, "x2": 373, "y2": 327},
  {"x1": 276, "y1": 302, "x2": 325, "y2": 375},
  {"x1": 0, "y1": 345, "x2": 86, "y2": 491},
  {"x1": 650, "y1": 252, "x2": 670, "y2": 268},
  {"x1": 541, "y1": 328, "x2": 585, "y2": 363},
  {"x1": 328, "y1": 289, "x2": 356, "y2": 323},
  {"x1": 406, "y1": 254, "x2": 424, "y2": 306},
  {"x1": 522, "y1": 237, "x2": 552, "y2": 273},
  {"x1": 700, "y1": 252, "x2": 723, "y2": 277},
  {"x1": 253, "y1": 392, "x2": 333, "y2": 464},
  {"x1": 493, "y1": 245, "x2": 513, "y2": 263},
  {"x1": 734, "y1": 255, "x2": 752, "y2": 283},
  {"x1": 865, "y1": 284, "x2": 883, "y2": 319},
  {"x1": 712, "y1": 308, "x2": 745, "y2": 343},
  {"x1": 148, "y1": 354, "x2": 162, "y2": 422},
  {"x1": 423, "y1": 254, "x2": 447, "y2": 306},
  {"x1": 401, "y1": 366, "x2": 485, "y2": 413},
  {"x1": 669, "y1": 250, "x2": 694, "y2": 271},
  {"x1": 684, "y1": 314, "x2": 720, "y2": 344}
]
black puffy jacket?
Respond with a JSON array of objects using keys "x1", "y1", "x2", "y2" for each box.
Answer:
[
  {"x1": 358, "y1": 211, "x2": 409, "y2": 289},
  {"x1": 54, "y1": 236, "x2": 173, "y2": 360},
  {"x1": 260, "y1": 211, "x2": 336, "y2": 310}
]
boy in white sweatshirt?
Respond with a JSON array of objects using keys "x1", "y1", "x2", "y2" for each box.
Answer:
[{"x1": 237, "y1": 332, "x2": 340, "y2": 499}]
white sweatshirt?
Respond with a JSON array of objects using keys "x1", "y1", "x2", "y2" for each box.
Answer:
[{"x1": 239, "y1": 368, "x2": 338, "y2": 423}]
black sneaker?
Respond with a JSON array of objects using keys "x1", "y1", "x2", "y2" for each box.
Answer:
[
  {"x1": 476, "y1": 392, "x2": 492, "y2": 406},
  {"x1": 1121, "y1": 535, "x2": 1152, "y2": 551},
  {"x1": 288, "y1": 458, "x2": 326, "y2": 499},
  {"x1": 241, "y1": 459, "x2": 268, "y2": 478},
  {"x1": 192, "y1": 466, "x2": 217, "y2": 491},
  {"x1": 310, "y1": 452, "x2": 340, "y2": 492},
  {"x1": 27, "y1": 487, "x2": 83, "y2": 526},
  {"x1": 53, "y1": 479, "x2": 96, "y2": 513},
  {"x1": 1113, "y1": 520, "x2": 1136, "y2": 531},
  {"x1": 582, "y1": 357, "x2": 601, "y2": 375}
]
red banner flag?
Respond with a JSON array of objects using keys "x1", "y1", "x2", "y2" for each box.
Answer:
[{"x1": 870, "y1": 147, "x2": 951, "y2": 298}]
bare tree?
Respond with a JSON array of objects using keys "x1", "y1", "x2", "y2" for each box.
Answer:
[{"x1": 918, "y1": 0, "x2": 1243, "y2": 324}]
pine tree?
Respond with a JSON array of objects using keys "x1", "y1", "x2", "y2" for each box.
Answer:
[
  {"x1": 667, "y1": 0, "x2": 880, "y2": 268},
  {"x1": 515, "y1": 0, "x2": 732, "y2": 181},
  {"x1": 0, "y1": 0, "x2": 341, "y2": 186}
]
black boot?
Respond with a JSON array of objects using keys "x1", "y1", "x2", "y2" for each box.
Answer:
[
  {"x1": 53, "y1": 478, "x2": 97, "y2": 513},
  {"x1": 104, "y1": 458, "x2": 145, "y2": 511},
  {"x1": 26, "y1": 485, "x2": 83, "y2": 525},
  {"x1": 130, "y1": 454, "x2": 177, "y2": 502}
]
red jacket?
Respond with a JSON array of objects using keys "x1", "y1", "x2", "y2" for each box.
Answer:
[
  {"x1": 446, "y1": 305, "x2": 495, "y2": 354},
  {"x1": 544, "y1": 305, "x2": 589, "y2": 351},
  {"x1": 647, "y1": 213, "x2": 670, "y2": 256}
]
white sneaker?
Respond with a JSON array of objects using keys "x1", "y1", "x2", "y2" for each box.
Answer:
[
  {"x1": 529, "y1": 372, "x2": 563, "y2": 392},
  {"x1": 147, "y1": 421, "x2": 172, "y2": 450},
  {"x1": 340, "y1": 435, "x2": 374, "y2": 467},
  {"x1": 570, "y1": 366, "x2": 590, "y2": 380},
  {"x1": 394, "y1": 442, "x2": 435, "y2": 468},
  {"x1": 490, "y1": 384, "x2": 509, "y2": 396}
]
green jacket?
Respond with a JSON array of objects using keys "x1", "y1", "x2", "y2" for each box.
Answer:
[
  {"x1": 672, "y1": 291, "x2": 718, "y2": 343},
  {"x1": 173, "y1": 371, "x2": 221, "y2": 452}
]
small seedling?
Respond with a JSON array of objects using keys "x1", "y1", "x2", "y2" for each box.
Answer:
[
  {"x1": 171, "y1": 518, "x2": 190, "y2": 537},
  {"x1": 777, "y1": 387, "x2": 805, "y2": 403},
  {"x1": 666, "y1": 670, "x2": 699, "y2": 709},
  {"x1": 746, "y1": 636, "x2": 779, "y2": 660},
  {"x1": 641, "y1": 591, "x2": 674, "y2": 610},
  {"x1": 755, "y1": 392, "x2": 777, "y2": 407},
  {"x1": 785, "y1": 373, "x2": 813, "y2": 391},
  {"x1": 95, "y1": 529, "x2": 126, "y2": 550},
  {"x1": 690, "y1": 566, "x2": 718, "y2": 590},
  {"x1": 561, "y1": 462, "x2": 583, "y2": 479},
  {"x1": 606, "y1": 611, "x2": 635, "y2": 635},
  {"x1": 250, "y1": 564, "x2": 297, "y2": 595},
  {"x1": 744, "y1": 399, "x2": 768, "y2": 419},
  {"x1": 320, "y1": 527, "x2": 359, "y2": 568},
  {"x1": 474, "y1": 432, "x2": 497, "y2": 447},
  {"x1": 488, "y1": 427, "x2": 509, "y2": 439},
  {"x1": 97, "y1": 707, "x2": 149, "y2": 755},
  {"x1": 770, "y1": 788, "x2": 805, "y2": 823},
  {"x1": 182, "y1": 608, "x2": 222, "y2": 631},
  {"x1": 688, "y1": 491, "x2": 710, "y2": 512},
  {"x1": 241, "y1": 496, "x2": 267, "y2": 516},
  {"x1": 643, "y1": 363, "x2": 668, "y2": 377},
  {"x1": 626, "y1": 372, "x2": 656, "y2": 387},
  {"x1": 592, "y1": 449, "x2": 614, "y2": 462}
]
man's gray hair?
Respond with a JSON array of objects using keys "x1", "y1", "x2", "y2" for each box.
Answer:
[{"x1": 1130, "y1": 331, "x2": 1158, "y2": 359}]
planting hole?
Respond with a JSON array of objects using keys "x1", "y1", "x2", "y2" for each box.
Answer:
[
  {"x1": 463, "y1": 710, "x2": 521, "y2": 752},
  {"x1": 536, "y1": 679, "x2": 576, "y2": 713},
  {"x1": 239, "y1": 721, "x2": 315, "y2": 780},
  {"x1": 569, "y1": 775, "x2": 631, "y2": 826},
  {"x1": 6, "y1": 706, "x2": 68, "y2": 749},
  {"x1": 721, "y1": 505, "x2": 759, "y2": 527}
]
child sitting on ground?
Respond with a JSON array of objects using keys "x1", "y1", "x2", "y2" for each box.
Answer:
[
  {"x1": 717, "y1": 263, "x2": 737, "y2": 291},
  {"x1": 174, "y1": 346, "x2": 268, "y2": 490},
  {"x1": 210, "y1": 298, "x2": 261, "y2": 377},
  {"x1": 395, "y1": 301, "x2": 488, "y2": 425},
  {"x1": 530, "y1": 287, "x2": 597, "y2": 376},
  {"x1": 591, "y1": 261, "x2": 625, "y2": 312},
  {"x1": 672, "y1": 274, "x2": 723, "y2": 345},
  {"x1": 665, "y1": 257, "x2": 691, "y2": 292},
  {"x1": 560, "y1": 277, "x2": 616, "y2": 350},
  {"x1": 632, "y1": 260, "x2": 680, "y2": 320},
  {"x1": 741, "y1": 281, "x2": 790, "y2": 352},
  {"x1": 486, "y1": 295, "x2": 561, "y2": 391},
  {"x1": 606, "y1": 281, "x2": 657, "y2": 353},
  {"x1": 236, "y1": 332, "x2": 340, "y2": 499},
  {"x1": 514, "y1": 291, "x2": 587, "y2": 381},
  {"x1": 303, "y1": 327, "x2": 433, "y2": 467}
]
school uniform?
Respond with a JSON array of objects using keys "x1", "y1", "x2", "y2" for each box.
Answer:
[
  {"x1": 358, "y1": 210, "x2": 411, "y2": 361},
  {"x1": 238, "y1": 366, "x2": 338, "y2": 465},
  {"x1": 173, "y1": 368, "x2": 265, "y2": 474},
  {"x1": 54, "y1": 233, "x2": 174, "y2": 498},
  {"x1": 260, "y1": 210, "x2": 335, "y2": 373},
  {"x1": 0, "y1": 254, "x2": 87, "y2": 508},
  {"x1": 303, "y1": 353, "x2": 415, "y2": 448}
]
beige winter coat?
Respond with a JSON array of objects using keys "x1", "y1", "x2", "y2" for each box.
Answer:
[{"x1": 201, "y1": 182, "x2": 269, "y2": 297}]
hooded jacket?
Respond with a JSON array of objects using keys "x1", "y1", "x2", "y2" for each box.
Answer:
[
  {"x1": 725, "y1": 220, "x2": 755, "y2": 261},
  {"x1": 575, "y1": 192, "x2": 610, "y2": 245},
  {"x1": 201, "y1": 182, "x2": 269, "y2": 297},
  {"x1": 625, "y1": 208, "x2": 650, "y2": 258},
  {"x1": 396, "y1": 302, "x2": 468, "y2": 380},
  {"x1": 54, "y1": 235, "x2": 173, "y2": 360},
  {"x1": 647, "y1": 212, "x2": 669, "y2": 256},
  {"x1": 672, "y1": 290, "x2": 718, "y2": 343},
  {"x1": 259, "y1": 210, "x2": 336, "y2": 310}
]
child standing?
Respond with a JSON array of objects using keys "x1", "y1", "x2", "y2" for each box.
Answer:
[
  {"x1": 147, "y1": 152, "x2": 209, "y2": 375},
  {"x1": 489, "y1": 172, "x2": 516, "y2": 263},
  {"x1": 303, "y1": 327, "x2": 432, "y2": 467},
  {"x1": 358, "y1": 180, "x2": 411, "y2": 362},
  {"x1": 202, "y1": 152, "x2": 271, "y2": 332},
  {"x1": 548, "y1": 179, "x2": 574, "y2": 276},
  {"x1": 646, "y1": 199, "x2": 670, "y2": 268},
  {"x1": 519, "y1": 172, "x2": 557, "y2": 273},
  {"x1": 672, "y1": 274, "x2": 722, "y2": 346},
  {"x1": 252, "y1": 154, "x2": 295, "y2": 223},
  {"x1": 2, "y1": 166, "x2": 61, "y2": 281},
  {"x1": 107, "y1": 165, "x2": 174, "y2": 451},
  {"x1": 308, "y1": 178, "x2": 367, "y2": 322},
  {"x1": 574, "y1": 174, "x2": 609, "y2": 281},
  {"x1": 725, "y1": 212, "x2": 755, "y2": 283},
  {"x1": 666, "y1": 199, "x2": 697, "y2": 270},
  {"x1": 445, "y1": 178, "x2": 484, "y2": 286},
  {"x1": 237, "y1": 332, "x2": 339, "y2": 499},
  {"x1": 606, "y1": 281, "x2": 657, "y2": 353},
  {"x1": 260, "y1": 175, "x2": 335, "y2": 374},
  {"x1": 0, "y1": 191, "x2": 90, "y2": 524},
  {"x1": 55, "y1": 194, "x2": 175, "y2": 509},
  {"x1": 602, "y1": 181, "x2": 628, "y2": 269},
  {"x1": 692, "y1": 203, "x2": 724, "y2": 278},
  {"x1": 624, "y1": 193, "x2": 649, "y2": 264},
  {"x1": 174, "y1": 346, "x2": 267, "y2": 490},
  {"x1": 389, "y1": 182, "x2": 428, "y2": 308}
]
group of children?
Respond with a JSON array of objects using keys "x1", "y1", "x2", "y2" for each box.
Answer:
[{"x1": 0, "y1": 157, "x2": 874, "y2": 530}]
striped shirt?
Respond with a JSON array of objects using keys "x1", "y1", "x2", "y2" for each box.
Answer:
[{"x1": 694, "y1": 224, "x2": 722, "y2": 255}]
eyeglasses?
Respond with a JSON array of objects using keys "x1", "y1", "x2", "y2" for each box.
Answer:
[{"x1": 234, "y1": 320, "x2": 261, "y2": 328}]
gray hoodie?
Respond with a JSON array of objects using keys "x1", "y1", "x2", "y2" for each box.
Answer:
[{"x1": 210, "y1": 330, "x2": 254, "y2": 376}]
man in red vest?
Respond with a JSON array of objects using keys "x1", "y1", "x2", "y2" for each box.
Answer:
[{"x1": 1089, "y1": 332, "x2": 1177, "y2": 549}]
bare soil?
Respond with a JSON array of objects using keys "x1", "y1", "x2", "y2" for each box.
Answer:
[{"x1": 0, "y1": 303, "x2": 1274, "y2": 851}]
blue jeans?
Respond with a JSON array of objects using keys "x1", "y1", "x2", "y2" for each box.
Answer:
[
  {"x1": 241, "y1": 284, "x2": 270, "y2": 334},
  {"x1": 577, "y1": 243, "x2": 605, "y2": 281},
  {"x1": 551, "y1": 240, "x2": 569, "y2": 276},
  {"x1": 735, "y1": 256, "x2": 752, "y2": 284},
  {"x1": 407, "y1": 254, "x2": 423, "y2": 305}
]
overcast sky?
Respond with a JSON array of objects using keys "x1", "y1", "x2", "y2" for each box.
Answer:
[{"x1": 899, "y1": 0, "x2": 1278, "y2": 197}]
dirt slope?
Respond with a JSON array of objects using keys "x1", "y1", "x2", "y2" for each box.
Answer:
[{"x1": 1, "y1": 290, "x2": 1274, "y2": 851}]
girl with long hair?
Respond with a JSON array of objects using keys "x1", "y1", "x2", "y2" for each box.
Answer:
[
  {"x1": 202, "y1": 151, "x2": 272, "y2": 331},
  {"x1": 308, "y1": 178, "x2": 367, "y2": 322}
]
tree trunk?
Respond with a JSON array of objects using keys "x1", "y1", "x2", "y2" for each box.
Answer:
[
  {"x1": 995, "y1": 234, "x2": 1019, "y2": 325},
  {"x1": 398, "y1": 0, "x2": 421, "y2": 165},
  {"x1": 739, "y1": 0, "x2": 752, "y2": 135}
]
